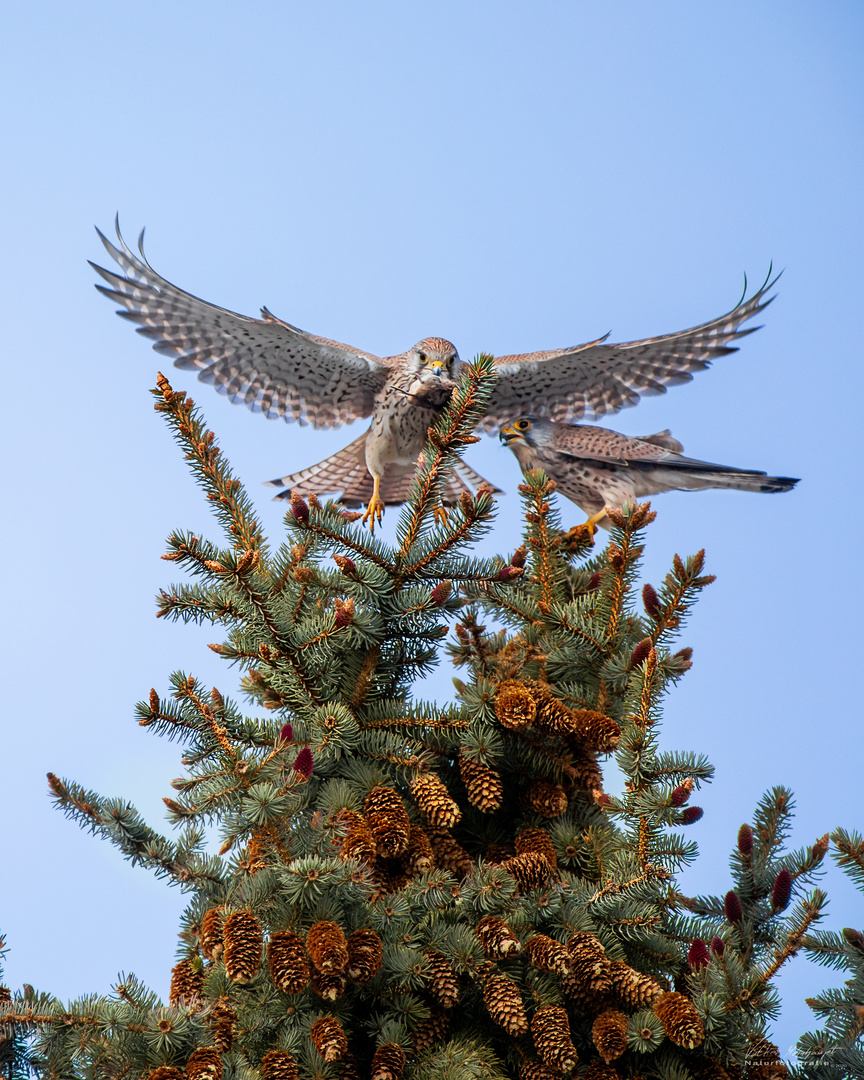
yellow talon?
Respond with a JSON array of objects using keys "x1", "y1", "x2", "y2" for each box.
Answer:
[
  {"x1": 361, "y1": 476, "x2": 386, "y2": 532},
  {"x1": 583, "y1": 509, "x2": 608, "y2": 534}
]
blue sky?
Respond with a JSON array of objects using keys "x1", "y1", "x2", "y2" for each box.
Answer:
[{"x1": 2, "y1": 0, "x2": 862, "y2": 1062}]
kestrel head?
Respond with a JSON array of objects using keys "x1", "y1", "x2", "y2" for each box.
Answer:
[
  {"x1": 410, "y1": 337, "x2": 460, "y2": 381},
  {"x1": 499, "y1": 416, "x2": 554, "y2": 448}
]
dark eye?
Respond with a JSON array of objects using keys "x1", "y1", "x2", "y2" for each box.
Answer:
[
  {"x1": 418, "y1": 353, "x2": 427, "y2": 364},
  {"x1": 515, "y1": 419, "x2": 530, "y2": 431}
]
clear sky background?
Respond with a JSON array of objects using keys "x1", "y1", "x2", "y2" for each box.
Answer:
[{"x1": 2, "y1": 0, "x2": 862, "y2": 1064}]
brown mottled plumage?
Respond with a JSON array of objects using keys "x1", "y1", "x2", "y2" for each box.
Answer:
[
  {"x1": 499, "y1": 416, "x2": 798, "y2": 531},
  {"x1": 93, "y1": 219, "x2": 781, "y2": 528}
]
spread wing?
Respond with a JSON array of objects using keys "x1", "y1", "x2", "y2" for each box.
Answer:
[
  {"x1": 91, "y1": 219, "x2": 392, "y2": 429},
  {"x1": 481, "y1": 271, "x2": 778, "y2": 431}
]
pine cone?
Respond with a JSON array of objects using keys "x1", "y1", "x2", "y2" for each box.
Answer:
[
  {"x1": 515, "y1": 827, "x2": 558, "y2": 869},
  {"x1": 307, "y1": 921, "x2": 349, "y2": 974},
  {"x1": 609, "y1": 960, "x2": 663, "y2": 1009},
  {"x1": 411, "y1": 773, "x2": 461, "y2": 828},
  {"x1": 186, "y1": 1047, "x2": 222, "y2": 1080},
  {"x1": 208, "y1": 996, "x2": 236, "y2": 1052},
  {"x1": 525, "y1": 934, "x2": 573, "y2": 975},
  {"x1": 268, "y1": 929, "x2": 310, "y2": 994},
  {"x1": 584, "y1": 1063, "x2": 621, "y2": 1080},
  {"x1": 223, "y1": 910, "x2": 263, "y2": 984},
  {"x1": 502, "y1": 851, "x2": 556, "y2": 889},
  {"x1": 521, "y1": 780, "x2": 568, "y2": 818},
  {"x1": 484, "y1": 973, "x2": 528, "y2": 1036},
  {"x1": 494, "y1": 680, "x2": 537, "y2": 730},
  {"x1": 335, "y1": 1052, "x2": 361, "y2": 1080},
  {"x1": 200, "y1": 907, "x2": 224, "y2": 961},
  {"x1": 653, "y1": 991, "x2": 705, "y2": 1049},
  {"x1": 519, "y1": 1060, "x2": 560, "y2": 1080},
  {"x1": 424, "y1": 949, "x2": 460, "y2": 1008},
  {"x1": 411, "y1": 1005, "x2": 450, "y2": 1052},
  {"x1": 147, "y1": 1069, "x2": 184, "y2": 1080},
  {"x1": 459, "y1": 750, "x2": 503, "y2": 812},
  {"x1": 563, "y1": 932, "x2": 613, "y2": 1006},
  {"x1": 364, "y1": 785, "x2": 411, "y2": 858},
  {"x1": 260, "y1": 1050, "x2": 299, "y2": 1080},
  {"x1": 340, "y1": 812, "x2": 377, "y2": 864},
  {"x1": 401, "y1": 823, "x2": 434, "y2": 876},
  {"x1": 531, "y1": 683, "x2": 579, "y2": 737},
  {"x1": 169, "y1": 958, "x2": 203, "y2": 1006},
  {"x1": 570, "y1": 746, "x2": 606, "y2": 803},
  {"x1": 311, "y1": 968, "x2": 347, "y2": 1001},
  {"x1": 569, "y1": 709, "x2": 621, "y2": 753},
  {"x1": 310, "y1": 1016, "x2": 349, "y2": 1061},
  {"x1": 425, "y1": 825, "x2": 474, "y2": 877},
  {"x1": 592, "y1": 1009, "x2": 628, "y2": 1062},
  {"x1": 745, "y1": 1038, "x2": 788, "y2": 1080},
  {"x1": 371, "y1": 1042, "x2": 407, "y2": 1080},
  {"x1": 346, "y1": 928, "x2": 383, "y2": 982},
  {"x1": 531, "y1": 1005, "x2": 579, "y2": 1072},
  {"x1": 476, "y1": 915, "x2": 521, "y2": 958}
]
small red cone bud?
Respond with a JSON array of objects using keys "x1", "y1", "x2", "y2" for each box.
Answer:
[
  {"x1": 510, "y1": 545, "x2": 528, "y2": 569},
  {"x1": 681, "y1": 806, "x2": 703, "y2": 825},
  {"x1": 293, "y1": 748, "x2": 314, "y2": 779},
  {"x1": 279, "y1": 723, "x2": 294, "y2": 744},
  {"x1": 724, "y1": 890, "x2": 743, "y2": 924},
  {"x1": 290, "y1": 491, "x2": 309, "y2": 522},
  {"x1": 771, "y1": 869, "x2": 792, "y2": 912},
  {"x1": 842, "y1": 927, "x2": 864, "y2": 951},
  {"x1": 670, "y1": 780, "x2": 692, "y2": 807},
  {"x1": 333, "y1": 555, "x2": 357, "y2": 576},
  {"x1": 334, "y1": 598, "x2": 355, "y2": 629},
  {"x1": 339, "y1": 509, "x2": 364, "y2": 521},
  {"x1": 688, "y1": 939, "x2": 710, "y2": 969},
  {"x1": 430, "y1": 581, "x2": 453, "y2": 606},
  {"x1": 710, "y1": 936, "x2": 725, "y2": 957},
  {"x1": 630, "y1": 638, "x2": 653, "y2": 668},
  {"x1": 738, "y1": 823, "x2": 753, "y2": 855},
  {"x1": 496, "y1": 565, "x2": 523, "y2": 583},
  {"x1": 586, "y1": 571, "x2": 603, "y2": 591},
  {"x1": 642, "y1": 583, "x2": 661, "y2": 617},
  {"x1": 596, "y1": 793, "x2": 613, "y2": 808}
]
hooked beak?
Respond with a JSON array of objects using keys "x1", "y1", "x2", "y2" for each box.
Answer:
[
  {"x1": 499, "y1": 424, "x2": 520, "y2": 445},
  {"x1": 429, "y1": 359, "x2": 444, "y2": 377}
]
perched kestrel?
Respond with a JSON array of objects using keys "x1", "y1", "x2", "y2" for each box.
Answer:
[
  {"x1": 92, "y1": 219, "x2": 780, "y2": 528},
  {"x1": 499, "y1": 417, "x2": 798, "y2": 530}
]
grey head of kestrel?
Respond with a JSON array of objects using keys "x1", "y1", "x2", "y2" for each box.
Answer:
[{"x1": 499, "y1": 415, "x2": 798, "y2": 532}]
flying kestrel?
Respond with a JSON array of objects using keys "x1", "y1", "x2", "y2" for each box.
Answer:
[
  {"x1": 499, "y1": 417, "x2": 798, "y2": 531},
  {"x1": 92, "y1": 219, "x2": 780, "y2": 528}
]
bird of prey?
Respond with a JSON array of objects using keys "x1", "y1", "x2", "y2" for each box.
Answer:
[
  {"x1": 92, "y1": 219, "x2": 780, "y2": 528},
  {"x1": 499, "y1": 416, "x2": 798, "y2": 530}
]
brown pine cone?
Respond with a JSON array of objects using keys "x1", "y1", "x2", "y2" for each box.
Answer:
[
  {"x1": 494, "y1": 680, "x2": 537, "y2": 729},
  {"x1": 335, "y1": 1052, "x2": 361, "y2": 1080},
  {"x1": 401, "y1": 823, "x2": 435, "y2": 876},
  {"x1": 268, "y1": 930, "x2": 310, "y2": 994},
  {"x1": 411, "y1": 773, "x2": 461, "y2": 828},
  {"x1": 311, "y1": 968, "x2": 347, "y2": 1001},
  {"x1": 584, "y1": 1063, "x2": 621, "y2": 1080},
  {"x1": 745, "y1": 1038, "x2": 788, "y2": 1079},
  {"x1": 531, "y1": 1005, "x2": 579, "y2": 1073},
  {"x1": 340, "y1": 812, "x2": 377, "y2": 864},
  {"x1": 483, "y1": 973, "x2": 528, "y2": 1036},
  {"x1": 519, "y1": 1060, "x2": 561, "y2": 1080},
  {"x1": 525, "y1": 934, "x2": 573, "y2": 975},
  {"x1": 653, "y1": 991, "x2": 705, "y2": 1049},
  {"x1": 310, "y1": 1016, "x2": 349, "y2": 1061},
  {"x1": 425, "y1": 825, "x2": 474, "y2": 878},
  {"x1": 208, "y1": 995, "x2": 236, "y2": 1052},
  {"x1": 531, "y1": 683, "x2": 579, "y2": 737},
  {"x1": 424, "y1": 949, "x2": 460, "y2": 1008},
  {"x1": 260, "y1": 1050, "x2": 299, "y2": 1080},
  {"x1": 515, "y1": 827, "x2": 558, "y2": 869},
  {"x1": 459, "y1": 749, "x2": 503, "y2": 812},
  {"x1": 521, "y1": 780, "x2": 569, "y2": 818},
  {"x1": 570, "y1": 746, "x2": 606, "y2": 803},
  {"x1": 346, "y1": 927, "x2": 383, "y2": 982},
  {"x1": 609, "y1": 960, "x2": 663, "y2": 1009},
  {"x1": 569, "y1": 709, "x2": 621, "y2": 753},
  {"x1": 147, "y1": 1069, "x2": 184, "y2": 1080},
  {"x1": 223, "y1": 910, "x2": 263, "y2": 984},
  {"x1": 364, "y1": 786, "x2": 411, "y2": 858},
  {"x1": 476, "y1": 914, "x2": 521, "y2": 958},
  {"x1": 502, "y1": 851, "x2": 557, "y2": 889},
  {"x1": 371, "y1": 1042, "x2": 406, "y2": 1080},
  {"x1": 307, "y1": 921, "x2": 349, "y2": 973},
  {"x1": 200, "y1": 907, "x2": 224, "y2": 961},
  {"x1": 411, "y1": 1005, "x2": 450, "y2": 1052},
  {"x1": 186, "y1": 1047, "x2": 222, "y2": 1080},
  {"x1": 168, "y1": 958, "x2": 203, "y2": 1007},
  {"x1": 592, "y1": 1009, "x2": 628, "y2": 1062}
]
